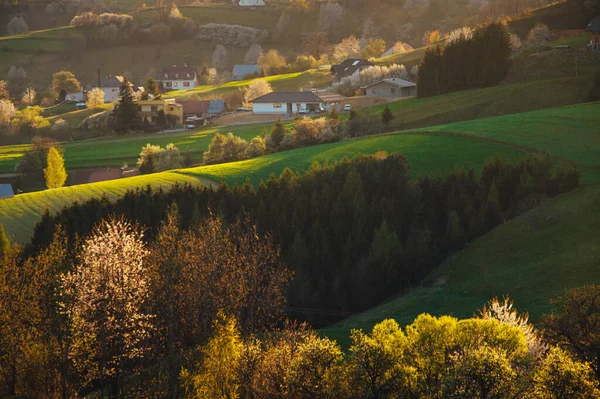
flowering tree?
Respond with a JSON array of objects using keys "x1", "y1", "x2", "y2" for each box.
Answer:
[
  {"x1": 61, "y1": 218, "x2": 154, "y2": 392},
  {"x1": 332, "y1": 36, "x2": 361, "y2": 63},
  {"x1": 244, "y1": 78, "x2": 272, "y2": 106},
  {"x1": 21, "y1": 87, "x2": 36, "y2": 105},
  {"x1": 445, "y1": 27, "x2": 474, "y2": 44},
  {"x1": 86, "y1": 87, "x2": 105, "y2": 109},
  {"x1": 0, "y1": 99, "x2": 16, "y2": 128}
]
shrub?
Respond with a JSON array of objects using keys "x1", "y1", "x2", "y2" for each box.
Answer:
[
  {"x1": 258, "y1": 49, "x2": 289, "y2": 76},
  {"x1": 245, "y1": 136, "x2": 267, "y2": 158},
  {"x1": 203, "y1": 133, "x2": 249, "y2": 164},
  {"x1": 137, "y1": 143, "x2": 162, "y2": 174},
  {"x1": 196, "y1": 24, "x2": 267, "y2": 47},
  {"x1": 292, "y1": 55, "x2": 318, "y2": 72},
  {"x1": 156, "y1": 143, "x2": 183, "y2": 172},
  {"x1": 78, "y1": 111, "x2": 111, "y2": 132},
  {"x1": 11, "y1": 106, "x2": 49, "y2": 135},
  {"x1": 293, "y1": 117, "x2": 338, "y2": 146}
]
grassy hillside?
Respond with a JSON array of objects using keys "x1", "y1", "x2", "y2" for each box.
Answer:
[
  {"x1": 0, "y1": 132, "x2": 530, "y2": 243},
  {"x1": 323, "y1": 184, "x2": 600, "y2": 345}
]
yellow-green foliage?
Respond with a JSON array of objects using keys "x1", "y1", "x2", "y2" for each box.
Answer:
[{"x1": 43, "y1": 147, "x2": 67, "y2": 189}]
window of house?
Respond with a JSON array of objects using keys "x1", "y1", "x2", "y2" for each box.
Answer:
[
  {"x1": 165, "y1": 82, "x2": 171, "y2": 87},
  {"x1": 151, "y1": 105, "x2": 158, "y2": 112},
  {"x1": 174, "y1": 82, "x2": 178, "y2": 87},
  {"x1": 164, "y1": 74, "x2": 168, "y2": 79},
  {"x1": 183, "y1": 82, "x2": 190, "y2": 87},
  {"x1": 170, "y1": 106, "x2": 174, "y2": 111},
  {"x1": 175, "y1": 73, "x2": 179, "y2": 78},
  {"x1": 391, "y1": 88, "x2": 396, "y2": 93},
  {"x1": 137, "y1": 106, "x2": 142, "y2": 112},
  {"x1": 112, "y1": 89, "x2": 117, "y2": 92},
  {"x1": 273, "y1": 103, "x2": 282, "y2": 108}
]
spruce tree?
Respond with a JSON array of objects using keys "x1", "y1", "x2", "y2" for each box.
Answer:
[
  {"x1": 381, "y1": 105, "x2": 394, "y2": 129},
  {"x1": 269, "y1": 119, "x2": 286, "y2": 147},
  {"x1": 113, "y1": 77, "x2": 138, "y2": 134},
  {"x1": 143, "y1": 77, "x2": 161, "y2": 100},
  {"x1": 199, "y1": 64, "x2": 210, "y2": 85}
]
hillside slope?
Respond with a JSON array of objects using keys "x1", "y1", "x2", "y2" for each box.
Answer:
[{"x1": 324, "y1": 184, "x2": 600, "y2": 344}]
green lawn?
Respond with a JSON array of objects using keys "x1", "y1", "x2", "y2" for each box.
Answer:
[
  {"x1": 413, "y1": 102, "x2": 600, "y2": 166},
  {"x1": 323, "y1": 184, "x2": 600, "y2": 346},
  {"x1": 0, "y1": 132, "x2": 530, "y2": 243}
]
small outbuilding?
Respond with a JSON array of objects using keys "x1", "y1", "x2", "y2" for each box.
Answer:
[
  {"x1": 363, "y1": 78, "x2": 417, "y2": 98},
  {"x1": 232, "y1": 65, "x2": 262, "y2": 81},
  {"x1": 0, "y1": 184, "x2": 14, "y2": 199},
  {"x1": 250, "y1": 92, "x2": 325, "y2": 115},
  {"x1": 587, "y1": 16, "x2": 600, "y2": 51}
]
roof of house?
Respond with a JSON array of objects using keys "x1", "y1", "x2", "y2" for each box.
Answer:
[
  {"x1": 587, "y1": 16, "x2": 600, "y2": 32},
  {"x1": 93, "y1": 75, "x2": 130, "y2": 88},
  {"x1": 232, "y1": 65, "x2": 262, "y2": 80},
  {"x1": 330, "y1": 59, "x2": 374, "y2": 79},
  {"x1": 208, "y1": 100, "x2": 227, "y2": 114},
  {"x1": 0, "y1": 184, "x2": 14, "y2": 199},
  {"x1": 177, "y1": 99, "x2": 211, "y2": 115},
  {"x1": 363, "y1": 78, "x2": 417, "y2": 89},
  {"x1": 159, "y1": 65, "x2": 198, "y2": 80},
  {"x1": 250, "y1": 91, "x2": 324, "y2": 103}
]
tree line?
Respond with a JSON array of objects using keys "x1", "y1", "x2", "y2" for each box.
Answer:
[
  {"x1": 27, "y1": 153, "x2": 580, "y2": 327},
  {"x1": 417, "y1": 22, "x2": 512, "y2": 98}
]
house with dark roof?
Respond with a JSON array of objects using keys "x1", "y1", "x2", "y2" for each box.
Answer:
[
  {"x1": 157, "y1": 65, "x2": 199, "y2": 91},
  {"x1": 330, "y1": 59, "x2": 374, "y2": 82},
  {"x1": 0, "y1": 184, "x2": 14, "y2": 199},
  {"x1": 232, "y1": 65, "x2": 262, "y2": 81},
  {"x1": 90, "y1": 75, "x2": 131, "y2": 103},
  {"x1": 176, "y1": 99, "x2": 228, "y2": 118},
  {"x1": 363, "y1": 78, "x2": 417, "y2": 98},
  {"x1": 250, "y1": 92, "x2": 325, "y2": 115},
  {"x1": 207, "y1": 100, "x2": 227, "y2": 115},
  {"x1": 587, "y1": 16, "x2": 600, "y2": 51}
]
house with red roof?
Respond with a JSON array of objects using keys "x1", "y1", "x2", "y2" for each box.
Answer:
[{"x1": 157, "y1": 65, "x2": 199, "y2": 91}]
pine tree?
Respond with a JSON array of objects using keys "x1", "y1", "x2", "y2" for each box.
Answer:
[
  {"x1": 381, "y1": 105, "x2": 394, "y2": 129},
  {"x1": 113, "y1": 77, "x2": 138, "y2": 134},
  {"x1": 199, "y1": 64, "x2": 210, "y2": 85},
  {"x1": 157, "y1": 109, "x2": 166, "y2": 128},
  {"x1": 269, "y1": 119, "x2": 286, "y2": 147},
  {"x1": 43, "y1": 146, "x2": 67, "y2": 189},
  {"x1": 143, "y1": 77, "x2": 161, "y2": 100}
]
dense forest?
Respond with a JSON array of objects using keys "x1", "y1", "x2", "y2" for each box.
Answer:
[{"x1": 28, "y1": 153, "x2": 579, "y2": 326}]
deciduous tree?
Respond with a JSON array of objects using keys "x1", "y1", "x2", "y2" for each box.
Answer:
[
  {"x1": 43, "y1": 146, "x2": 67, "y2": 189},
  {"x1": 244, "y1": 78, "x2": 272, "y2": 106},
  {"x1": 51, "y1": 71, "x2": 81, "y2": 96},
  {"x1": 86, "y1": 87, "x2": 105, "y2": 109}
]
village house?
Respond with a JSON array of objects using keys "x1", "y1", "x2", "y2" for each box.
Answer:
[
  {"x1": 232, "y1": 65, "x2": 262, "y2": 81},
  {"x1": 250, "y1": 92, "x2": 325, "y2": 115},
  {"x1": 238, "y1": 0, "x2": 265, "y2": 6},
  {"x1": 90, "y1": 75, "x2": 131, "y2": 103},
  {"x1": 330, "y1": 59, "x2": 374, "y2": 82},
  {"x1": 363, "y1": 78, "x2": 417, "y2": 99},
  {"x1": 157, "y1": 65, "x2": 199, "y2": 90},
  {"x1": 177, "y1": 99, "x2": 228, "y2": 126},
  {"x1": 137, "y1": 98, "x2": 183, "y2": 127},
  {"x1": 587, "y1": 16, "x2": 600, "y2": 51}
]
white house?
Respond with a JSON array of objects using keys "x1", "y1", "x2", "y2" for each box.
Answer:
[
  {"x1": 250, "y1": 92, "x2": 325, "y2": 115},
  {"x1": 239, "y1": 0, "x2": 265, "y2": 6},
  {"x1": 90, "y1": 75, "x2": 129, "y2": 103},
  {"x1": 157, "y1": 65, "x2": 199, "y2": 90}
]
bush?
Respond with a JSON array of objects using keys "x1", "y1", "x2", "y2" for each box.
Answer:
[
  {"x1": 203, "y1": 133, "x2": 250, "y2": 164},
  {"x1": 195, "y1": 24, "x2": 267, "y2": 47},
  {"x1": 78, "y1": 111, "x2": 112, "y2": 132},
  {"x1": 293, "y1": 117, "x2": 339, "y2": 146},
  {"x1": 245, "y1": 136, "x2": 267, "y2": 158},
  {"x1": 156, "y1": 143, "x2": 183, "y2": 172},
  {"x1": 292, "y1": 55, "x2": 318, "y2": 72},
  {"x1": 258, "y1": 49, "x2": 289, "y2": 76}
]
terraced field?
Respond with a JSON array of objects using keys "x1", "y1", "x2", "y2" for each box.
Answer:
[{"x1": 0, "y1": 132, "x2": 530, "y2": 243}]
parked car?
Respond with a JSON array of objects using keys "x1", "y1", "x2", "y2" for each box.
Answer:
[
  {"x1": 344, "y1": 104, "x2": 352, "y2": 111},
  {"x1": 186, "y1": 124, "x2": 195, "y2": 129}
]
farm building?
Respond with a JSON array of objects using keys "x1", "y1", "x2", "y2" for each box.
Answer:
[
  {"x1": 232, "y1": 65, "x2": 262, "y2": 81},
  {"x1": 250, "y1": 92, "x2": 325, "y2": 115},
  {"x1": 157, "y1": 65, "x2": 199, "y2": 90},
  {"x1": 0, "y1": 184, "x2": 14, "y2": 199},
  {"x1": 177, "y1": 99, "x2": 228, "y2": 118},
  {"x1": 587, "y1": 16, "x2": 600, "y2": 51},
  {"x1": 239, "y1": 0, "x2": 265, "y2": 6},
  {"x1": 363, "y1": 78, "x2": 417, "y2": 98},
  {"x1": 330, "y1": 59, "x2": 374, "y2": 82}
]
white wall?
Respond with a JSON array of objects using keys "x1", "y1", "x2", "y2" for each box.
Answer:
[
  {"x1": 102, "y1": 87, "x2": 120, "y2": 103},
  {"x1": 240, "y1": 0, "x2": 265, "y2": 6},
  {"x1": 252, "y1": 103, "x2": 288, "y2": 115},
  {"x1": 160, "y1": 79, "x2": 198, "y2": 90}
]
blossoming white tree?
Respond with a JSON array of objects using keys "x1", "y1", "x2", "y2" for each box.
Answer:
[{"x1": 61, "y1": 218, "x2": 154, "y2": 393}]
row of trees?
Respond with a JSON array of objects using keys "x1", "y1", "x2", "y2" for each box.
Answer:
[
  {"x1": 27, "y1": 153, "x2": 580, "y2": 327},
  {"x1": 418, "y1": 22, "x2": 512, "y2": 98},
  {"x1": 0, "y1": 212, "x2": 291, "y2": 397},
  {"x1": 184, "y1": 299, "x2": 600, "y2": 399}
]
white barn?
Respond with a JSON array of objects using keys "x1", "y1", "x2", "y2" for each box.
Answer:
[
  {"x1": 250, "y1": 92, "x2": 325, "y2": 115},
  {"x1": 239, "y1": 0, "x2": 265, "y2": 6}
]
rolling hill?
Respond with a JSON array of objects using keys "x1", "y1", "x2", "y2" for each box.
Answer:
[
  {"x1": 322, "y1": 184, "x2": 600, "y2": 346},
  {"x1": 0, "y1": 131, "x2": 531, "y2": 243}
]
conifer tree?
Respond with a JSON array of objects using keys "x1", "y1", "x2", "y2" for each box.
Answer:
[
  {"x1": 43, "y1": 146, "x2": 67, "y2": 189},
  {"x1": 269, "y1": 119, "x2": 286, "y2": 147},
  {"x1": 381, "y1": 105, "x2": 394, "y2": 129},
  {"x1": 143, "y1": 77, "x2": 161, "y2": 100},
  {"x1": 113, "y1": 77, "x2": 138, "y2": 134}
]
